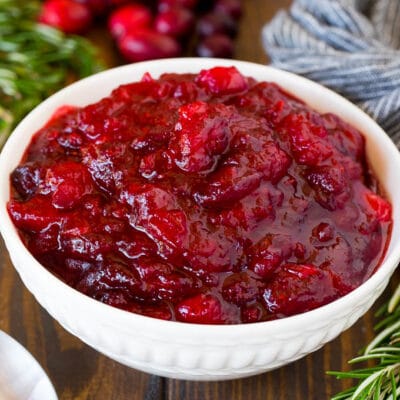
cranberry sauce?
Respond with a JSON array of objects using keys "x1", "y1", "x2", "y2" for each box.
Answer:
[{"x1": 8, "y1": 66, "x2": 392, "y2": 324}]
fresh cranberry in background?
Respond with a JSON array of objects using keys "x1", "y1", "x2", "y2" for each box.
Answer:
[
  {"x1": 197, "y1": 11, "x2": 237, "y2": 38},
  {"x1": 157, "y1": 0, "x2": 199, "y2": 12},
  {"x1": 214, "y1": 0, "x2": 242, "y2": 19},
  {"x1": 196, "y1": 33, "x2": 234, "y2": 58},
  {"x1": 108, "y1": 4, "x2": 152, "y2": 39},
  {"x1": 39, "y1": 0, "x2": 242, "y2": 60},
  {"x1": 154, "y1": 6, "x2": 195, "y2": 38},
  {"x1": 118, "y1": 29, "x2": 181, "y2": 61},
  {"x1": 39, "y1": 0, "x2": 92, "y2": 34}
]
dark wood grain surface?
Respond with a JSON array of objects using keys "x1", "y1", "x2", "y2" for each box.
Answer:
[{"x1": 0, "y1": 1, "x2": 397, "y2": 399}]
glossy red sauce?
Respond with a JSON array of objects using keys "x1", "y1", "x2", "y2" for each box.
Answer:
[{"x1": 8, "y1": 66, "x2": 392, "y2": 324}]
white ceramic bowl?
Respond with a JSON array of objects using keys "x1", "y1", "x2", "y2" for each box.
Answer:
[
  {"x1": 1, "y1": 58, "x2": 400, "y2": 381},
  {"x1": 0, "y1": 331, "x2": 57, "y2": 400}
]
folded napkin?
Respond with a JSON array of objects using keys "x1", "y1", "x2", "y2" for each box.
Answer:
[{"x1": 262, "y1": 0, "x2": 400, "y2": 148}]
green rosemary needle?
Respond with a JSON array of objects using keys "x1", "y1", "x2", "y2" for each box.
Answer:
[
  {"x1": 329, "y1": 282, "x2": 400, "y2": 400},
  {"x1": 0, "y1": 0, "x2": 104, "y2": 148}
]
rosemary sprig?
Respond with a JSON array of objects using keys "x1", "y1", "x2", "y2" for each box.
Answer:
[
  {"x1": 0, "y1": 0, "x2": 104, "y2": 148},
  {"x1": 329, "y1": 282, "x2": 400, "y2": 400}
]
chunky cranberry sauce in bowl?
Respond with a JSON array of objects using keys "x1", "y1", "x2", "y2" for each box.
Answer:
[{"x1": 1, "y1": 59, "x2": 400, "y2": 380}]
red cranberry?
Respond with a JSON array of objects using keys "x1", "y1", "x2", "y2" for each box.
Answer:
[
  {"x1": 154, "y1": 7, "x2": 195, "y2": 38},
  {"x1": 28, "y1": 223, "x2": 62, "y2": 256},
  {"x1": 195, "y1": 165, "x2": 261, "y2": 207},
  {"x1": 136, "y1": 209, "x2": 188, "y2": 259},
  {"x1": 312, "y1": 222, "x2": 335, "y2": 242},
  {"x1": 171, "y1": 101, "x2": 232, "y2": 173},
  {"x1": 77, "y1": 261, "x2": 140, "y2": 295},
  {"x1": 282, "y1": 114, "x2": 333, "y2": 166},
  {"x1": 8, "y1": 196, "x2": 63, "y2": 232},
  {"x1": 241, "y1": 303, "x2": 264, "y2": 323},
  {"x1": 222, "y1": 272, "x2": 262, "y2": 305},
  {"x1": 306, "y1": 165, "x2": 348, "y2": 195},
  {"x1": 250, "y1": 251, "x2": 281, "y2": 279},
  {"x1": 364, "y1": 192, "x2": 392, "y2": 222},
  {"x1": 39, "y1": 0, "x2": 92, "y2": 34},
  {"x1": 45, "y1": 161, "x2": 94, "y2": 209},
  {"x1": 262, "y1": 264, "x2": 338, "y2": 317},
  {"x1": 196, "y1": 34, "x2": 234, "y2": 58},
  {"x1": 134, "y1": 259, "x2": 200, "y2": 301},
  {"x1": 176, "y1": 293, "x2": 236, "y2": 324},
  {"x1": 11, "y1": 163, "x2": 43, "y2": 200},
  {"x1": 118, "y1": 29, "x2": 181, "y2": 62},
  {"x1": 214, "y1": 0, "x2": 242, "y2": 19},
  {"x1": 126, "y1": 302, "x2": 173, "y2": 320},
  {"x1": 108, "y1": 4, "x2": 152, "y2": 39},
  {"x1": 197, "y1": 11, "x2": 237, "y2": 37},
  {"x1": 196, "y1": 66, "x2": 248, "y2": 94}
]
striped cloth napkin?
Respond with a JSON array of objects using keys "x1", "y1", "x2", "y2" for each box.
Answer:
[{"x1": 262, "y1": 0, "x2": 400, "y2": 149}]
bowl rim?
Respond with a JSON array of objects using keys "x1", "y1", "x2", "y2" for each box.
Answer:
[{"x1": 1, "y1": 57, "x2": 400, "y2": 338}]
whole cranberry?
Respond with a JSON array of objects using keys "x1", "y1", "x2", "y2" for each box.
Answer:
[
  {"x1": 197, "y1": 11, "x2": 237, "y2": 37},
  {"x1": 214, "y1": 0, "x2": 242, "y2": 19},
  {"x1": 157, "y1": 0, "x2": 198, "y2": 12},
  {"x1": 154, "y1": 7, "x2": 195, "y2": 38},
  {"x1": 118, "y1": 29, "x2": 181, "y2": 62},
  {"x1": 176, "y1": 293, "x2": 228, "y2": 324},
  {"x1": 196, "y1": 33, "x2": 234, "y2": 58},
  {"x1": 39, "y1": 0, "x2": 92, "y2": 34},
  {"x1": 108, "y1": 4, "x2": 152, "y2": 39}
]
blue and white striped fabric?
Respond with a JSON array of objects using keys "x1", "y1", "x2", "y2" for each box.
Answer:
[{"x1": 262, "y1": 0, "x2": 400, "y2": 148}]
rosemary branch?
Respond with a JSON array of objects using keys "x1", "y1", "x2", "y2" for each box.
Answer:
[
  {"x1": 329, "y1": 282, "x2": 400, "y2": 400},
  {"x1": 0, "y1": 0, "x2": 103, "y2": 148}
]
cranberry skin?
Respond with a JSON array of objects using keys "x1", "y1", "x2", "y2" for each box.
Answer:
[
  {"x1": 77, "y1": 261, "x2": 141, "y2": 296},
  {"x1": 197, "y1": 11, "x2": 237, "y2": 38},
  {"x1": 222, "y1": 272, "x2": 263, "y2": 305},
  {"x1": 118, "y1": 29, "x2": 181, "y2": 62},
  {"x1": 154, "y1": 7, "x2": 195, "y2": 38},
  {"x1": 364, "y1": 192, "x2": 392, "y2": 222},
  {"x1": 108, "y1": 4, "x2": 152, "y2": 39},
  {"x1": 282, "y1": 113, "x2": 332, "y2": 167},
  {"x1": 312, "y1": 222, "x2": 335, "y2": 243},
  {"x1": 157, "y1": 0, "x2": 198, "y2": 12},
  {"x1": 263, "y1": 264, "x2": 338, "y2": 317},
  {"x1": 171, "y1": 101, "x2": 233, "y2": 173},
  {"x1": 39, "y1": 0, "x2": 92, "y2": 34},
  {"x1": 8, "y1": 196, "x2": 63, "y2": 233},
  {"x1": 241, "y1": 303, "x2": 264, "y2": 323},
  {"x1": 196, "y1": 66, "x2": 248, "y2": 94},
  {"x1": 11, "y1": 163, "x2": 43, "y2": 200},
  {"x1": 126, "y1": 302, "x2": 173, "y2": 320},
  {"x1": 196, "y1": 33, "x2": 234, "y2": 58},
  {"x1": 214, "y1": 0, "x2": 242, "y2": 19},
  {"x1": 45, "y1": 161, "x2": 94, "y2": 210},
  {"x1": 134, "y1": 259, "x2": 200, "y2": 301},
  {"x1": 176, "y1": 293, "x2": 237, "y2": 324}
]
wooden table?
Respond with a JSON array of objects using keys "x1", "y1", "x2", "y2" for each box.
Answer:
[{"x1": 0, "y1": 1, "x2": 397, "y2": 398}]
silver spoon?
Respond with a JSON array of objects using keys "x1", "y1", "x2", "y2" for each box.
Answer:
[{"x1": 0, "y1": 331, "x2": 57, "y2": 400}]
